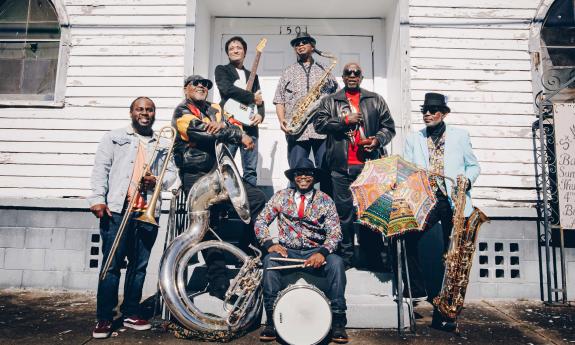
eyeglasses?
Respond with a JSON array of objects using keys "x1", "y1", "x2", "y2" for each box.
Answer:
[
  {"x1": 343, "y1": 69, "x2": 362, "y2": 77},
  {"x1": 295, "y1": 170, "x2": 314, "y2": 177},
  {"x1": 295, "y1": 39, "x2": 311, "y2": 46},
  {"x1": 192, "y1": 80, "x2": 210, "y2": 89},
  {"x1": 421, "y1": 107, "x2": 442, "y2": 115}
]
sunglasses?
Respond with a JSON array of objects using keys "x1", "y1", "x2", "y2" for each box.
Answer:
[
  {"x1": 192, "y1": 80, "x2": 211, "y2": 89},
  {"x1": 343, "y1": 69, "x2": 362, "y2": 77},
  {"x1": 295, "y1": 39, "x2": 311, "y2": 46},
  {"x1": 421, "y1": 107, "x2": 443, "y2": 115},
  {"x1": 294, "y1": 170, "x2": 315, "y2": 177}
]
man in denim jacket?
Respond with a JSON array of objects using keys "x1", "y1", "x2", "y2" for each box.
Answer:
[{"x1": 88, "y1": 97, "x2": 177, "y2": 339}]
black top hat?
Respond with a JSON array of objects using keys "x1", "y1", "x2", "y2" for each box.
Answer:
[
  {"x1": 422, "y1": 92, "x2": 450, "y2": 113},
  {"x1": 184, "y1": 75, "x2": 213, "y2": 90},
  {"x1": 290, "y1": 32, "x2": 317, "y2": 47},
  {"x1": 284, "y1": 157, "x2": 328, "y2": 182}
]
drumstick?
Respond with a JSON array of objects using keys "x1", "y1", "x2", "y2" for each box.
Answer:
[
  {"x1": 269, "y1": 257, "x2": 306, "y2": 263},
  {"x1": 267, "y1": 261, "x2": 328, "y2": 270},
  {"x1": 267, "y1": 264, "x2": 305, "y2": 270}
]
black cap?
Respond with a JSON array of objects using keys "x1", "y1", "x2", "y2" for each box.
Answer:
[
  {"x1": 184, "y1": 75, "x2": 213, "y2": 90},
  {"x1": 290, "y1": 32, "x2": 317, "y2": 47},
  {"x1": 422, "y1": 92, "x2": 450, "y2": 113}
]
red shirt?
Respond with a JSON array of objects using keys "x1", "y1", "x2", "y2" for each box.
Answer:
[{"x1": 345, "y1": 90, "x2": 364, "y2": 165}]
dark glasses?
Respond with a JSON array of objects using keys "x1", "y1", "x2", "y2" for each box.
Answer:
[
  {"x1": 421, "y1": 107, "x2": 442, "y2": 115},
  {"x1": 343, "y1": 69, "x2": 362, "y2": 77},
  {"x1": 295, "y1": 39, "x2": 311, "y2": 46},
  {"x1": 192, "y1": 80, "x2": 211, "y2": 89},
  {"x1": 295, "y1": 170, "x2": 314, "y2": 177}
]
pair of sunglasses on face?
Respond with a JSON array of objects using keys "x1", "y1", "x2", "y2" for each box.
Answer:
[
  {"x1": 343, "y1": 69, "x2": 362, "y2": 77},
  {"x1": 294, "y1": 170, "x2": 315, "y2": 177},
  {"x1": 192, "y1": 80, "x2": 211, "y2": 89},
  {"x1": 295, "y1": 39, "x2": 312, "y2": 46},
  {"x1": 421, "y1": 107, "x2": 443, "y2": 115}
]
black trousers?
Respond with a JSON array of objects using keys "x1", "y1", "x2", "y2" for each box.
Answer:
[
  {"x1": 331, "y1": 164, "x2": 385, "y2": 268},
  {"x1": 181, "y1": 171, "x2": 267, "y2": 287},
  {"x1": 398, "y1": 197, "x2": 453, "y2": 299}
]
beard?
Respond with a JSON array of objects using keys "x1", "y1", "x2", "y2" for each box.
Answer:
[
  {"x1": 295, "y1": 183, "x2": 314, "y2": 194},
  {"x1": 132, "y1": 118, "x2": 154, "y2": 136}
]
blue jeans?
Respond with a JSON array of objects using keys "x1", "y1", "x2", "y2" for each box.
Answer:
[
  {"x1": 286, "y1": 137, "x2": 332, "y2": 195},
  {"x1": 227, "y1": 133, "x2": 258, "y2": 187},
  {"x1": 262, "y1": 248, "x2": 347, "y2": 315},
  {"x1": 97, "y1": 212, "x2": 158, "y2": 321}
]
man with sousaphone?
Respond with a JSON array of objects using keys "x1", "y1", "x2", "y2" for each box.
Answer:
[
  {"x1": 88, "y1": 97, "x2": 178, "y2": 339},
  {"x1": 254, "y1": 157, "x2": 349, "y2": 344},
  {"x1": 172, "y1": 74, "x2": 267, "y2": 300}
]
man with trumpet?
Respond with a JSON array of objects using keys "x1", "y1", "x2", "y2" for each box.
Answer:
[
  {"x1": 314, "y1": 62, "x2": 396, "y2": 269},
  {"x1": 88, "y1": 97, "x2": 177, "y2": 339},
  {"x1": 172, "y1": 75, "x2": 267, "y2": 300}
]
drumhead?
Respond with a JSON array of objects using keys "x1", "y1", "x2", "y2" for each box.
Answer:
[{"x1": 273, "y1": 284, "x2": 332, "y2": 345}]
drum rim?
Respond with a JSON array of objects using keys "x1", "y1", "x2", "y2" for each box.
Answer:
[{"x1": 272, "y1": 283, "x2": 332, "y2": 345}]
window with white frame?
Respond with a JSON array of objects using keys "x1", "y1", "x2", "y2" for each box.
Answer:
[{"x1": 0, "y1": 0, "x2": 64, "y2": 104}]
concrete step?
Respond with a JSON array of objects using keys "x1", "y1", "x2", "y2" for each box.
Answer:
[{"x1": 170, "y1": 266, "x2": 407, "y2": 329}]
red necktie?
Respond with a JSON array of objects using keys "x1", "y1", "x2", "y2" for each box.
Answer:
[{"x1": 298, "y1": 194, "x2": 306, "y2": 219}]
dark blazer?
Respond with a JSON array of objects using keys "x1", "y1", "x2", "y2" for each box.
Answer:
[
  {"x1": 314, "y1": 88, "x2": 396, "y2": 173},
  {"x1": 214, "y1": 63, "x2": 265, "y2": 136}
]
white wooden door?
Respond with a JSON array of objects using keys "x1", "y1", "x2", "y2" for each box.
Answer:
[{"x1": 211, "y1": 19, "x2": 377, "y2": 189}]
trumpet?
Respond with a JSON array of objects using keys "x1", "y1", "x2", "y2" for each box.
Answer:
[{"x1": 99, "y1": 126, "x2": 176, "y2": 281}]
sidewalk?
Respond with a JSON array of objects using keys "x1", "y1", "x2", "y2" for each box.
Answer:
[{"x1": 0, "y1": 289, "x2": 573, "y2": 345}]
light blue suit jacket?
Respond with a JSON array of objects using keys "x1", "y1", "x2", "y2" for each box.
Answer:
[{"x1": 403, "y1": 125, "x2": 480, "y2": 217}]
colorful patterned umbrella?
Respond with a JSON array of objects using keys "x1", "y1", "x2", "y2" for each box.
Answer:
[{"x1": 351, "y1": 155, "x2": 437, "y2": 237}]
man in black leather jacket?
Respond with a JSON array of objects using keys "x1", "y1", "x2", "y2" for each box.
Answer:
[
  {"x1": 314, "y1": 63, "x2": 395, "y2": 268},
  {"x1": 172, "y1": 75, "x2": 266, "y2": 299}
]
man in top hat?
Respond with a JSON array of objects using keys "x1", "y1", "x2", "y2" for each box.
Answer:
[
  {"x1": 172, "y1": 74, "x2": 267, "y2": 300},
  {"x1": 403, "y1": 92, "x2": 480, "y2": 331},
  {"x1": 254, "y1": 157, "x2": 349, "y2": 344},
  {"x1": 273, "y1": 32, "x2": 338, "y2": 193},
  {"x1": 214, "y1": 36, "x2": 265, "y2": 187},
  {"x1": 314, "y1": 62, "x2": 396, "y2": 269}
]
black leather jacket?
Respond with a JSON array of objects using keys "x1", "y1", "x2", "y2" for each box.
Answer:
[
  {"x1": 172, "y1": 99, "x2": 242, "y2": 175},
  {"x1": 314, "y1": 88, "x2": 396, "y2": 173}
]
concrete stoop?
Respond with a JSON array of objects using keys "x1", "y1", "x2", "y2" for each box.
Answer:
[{"x1": 178, "y1": 265, "x2": 408, "y2": 329}]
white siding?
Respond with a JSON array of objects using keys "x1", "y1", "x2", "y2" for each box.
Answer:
[
  {"x1": 0, "y1": 0, "x2": 187, "y2": 198},
  {"x1": 408, "y1": 0, "x2": 540, "y2": 214}
]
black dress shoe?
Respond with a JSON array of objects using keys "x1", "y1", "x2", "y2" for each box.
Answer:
[
  {"x1": 259, "y1": 324, "x2": 276, "y2": 342},
  {"x1": 431, "y1": 309, "x2": 458, "y2": 332},
  {"x1": 331, "y1": 325, "x2": 349, "y2": 344},
  {"x1": 331, "y1": 313, "x2": 349, "y2": 344}
]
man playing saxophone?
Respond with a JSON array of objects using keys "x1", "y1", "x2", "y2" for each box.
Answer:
[
  {"x1": 314, "y1": 63, "x2": 396, "y2": 269},
  {"x1": 273, "y1": 32, "x2": 338, "y2": 192},
  {"x1": 88, "y1": 97, "x2": 177, "y2": 339},
  {"x1": 403, "y1": 92, "x2": 481, "y2": 331}
]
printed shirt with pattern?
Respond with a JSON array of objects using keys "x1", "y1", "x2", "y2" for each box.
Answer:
[
  {"x1": 255, "y1": 188, "x2": 342, "y2": 253},
  {"x1": 273, "y1": 61, "x2": 338, "y2": 141}
]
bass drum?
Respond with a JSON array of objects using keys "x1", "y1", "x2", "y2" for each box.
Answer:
[{"x1": 273, "y1": 284, "x2": 332, "y2": 345}]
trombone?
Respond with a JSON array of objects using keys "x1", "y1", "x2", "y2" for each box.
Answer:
[{"x1": 99, "y1": 126, "x2": 176, "y2": 281}]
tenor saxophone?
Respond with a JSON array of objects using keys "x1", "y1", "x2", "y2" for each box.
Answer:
[
  {"x1": 285, "y1": 49, "x2": 337, "y2": 136},
  {"x1": 433, "y1": 175, "x2": 489, "y2": 320}
]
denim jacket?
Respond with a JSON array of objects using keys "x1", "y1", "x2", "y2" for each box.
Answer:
[{"x1": 87, "y1": 126, "x2": 178, "y2": 217}]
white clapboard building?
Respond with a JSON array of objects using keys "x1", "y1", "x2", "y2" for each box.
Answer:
[{"x1": 0, "y1": 0, "x2": 573, "y2": 320}]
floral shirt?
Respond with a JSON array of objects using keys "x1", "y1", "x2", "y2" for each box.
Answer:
[
  {"x1": 273, "y1": 60, "x2": 338, "y2": 141},
  {"x1": 254, "y1": 188, "x2": 342, "y2": 256}
]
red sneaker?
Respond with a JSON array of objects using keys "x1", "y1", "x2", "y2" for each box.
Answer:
[
  {"x1": 123, "y1": 316, "x2": 151, "y2": 331},
  {"x1": 92, "y1": 320, "x2": 112, "y2": 339}
]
